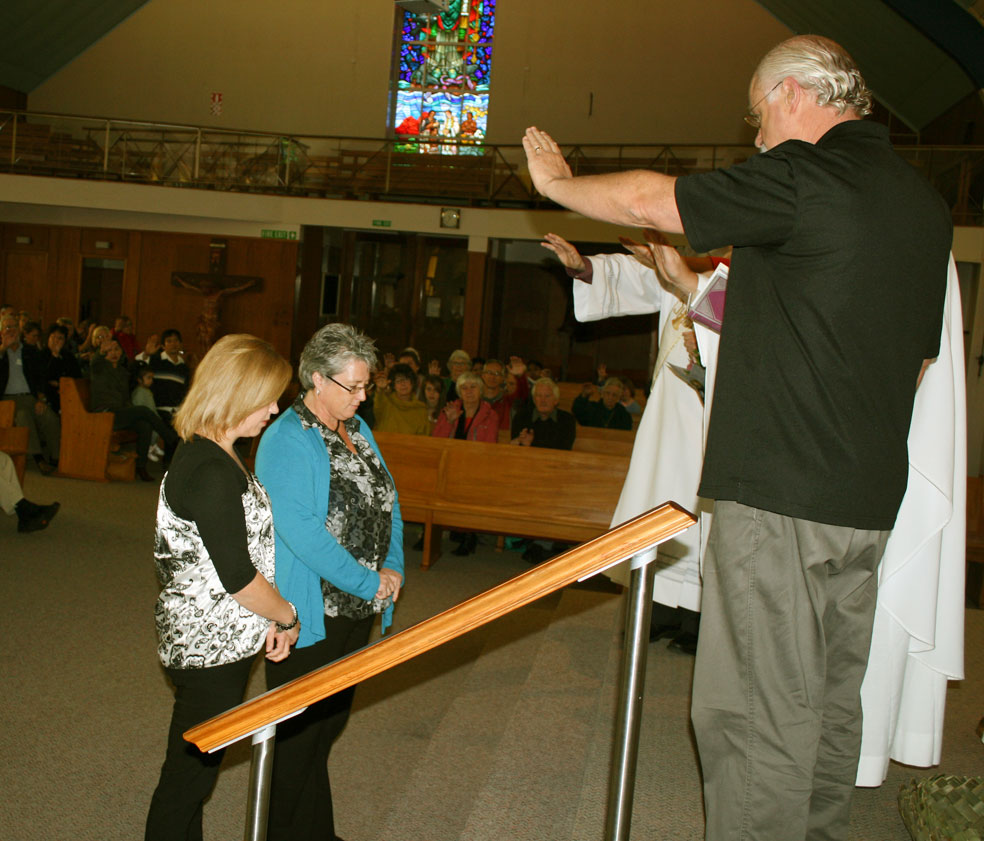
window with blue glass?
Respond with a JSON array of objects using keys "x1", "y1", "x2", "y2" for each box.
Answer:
[{"x1": 391, "y1": 0, "x2": 495, "y2": 155}]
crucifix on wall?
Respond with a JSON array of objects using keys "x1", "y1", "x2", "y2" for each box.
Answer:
[{"x1": 171, "y1": 239, "x2": 263, "y2": 357}]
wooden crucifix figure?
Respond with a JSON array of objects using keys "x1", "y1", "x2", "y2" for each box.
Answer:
[{"x1": 171, "y1": 239, "x2": 263, "y2": 358}]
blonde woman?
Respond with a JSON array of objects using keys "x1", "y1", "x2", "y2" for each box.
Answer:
[{"x1": 146, "y1": 334, "x2": 299, "y2": 841}]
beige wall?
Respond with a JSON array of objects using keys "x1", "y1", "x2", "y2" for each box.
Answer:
[{"x1": 29, "y1": 0, "x2": 791, "y2": 145}]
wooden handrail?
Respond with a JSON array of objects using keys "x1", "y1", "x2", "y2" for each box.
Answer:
[{"x1": 184, "y1": 502, "x2": 695, "y2": 753}]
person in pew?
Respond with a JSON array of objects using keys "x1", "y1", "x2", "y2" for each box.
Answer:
[
  {"x1": 510, "y1": 376, "x2": 578, "y2": 563},
  {"x1": 442, "y1": 348, "x2": 472, "y2": 402},
  {"x1": 89, "y1": 340, "x2": 178, "y2": 481},
  {"x1": 78, "y1": 323, "x2": 112, "y2": 370},
  {"x1": 372, "y1": 362, "x2": 430, "y2": 435},
  {"x1": 432, "y1": 370, "x2": 498, "y2": 444},
  {"x1": 510, "y1": 377, "x2": 576, "y2": 451},
  {"x1": 619, "y1": 377, "x2": 642, "y2": 416},
  {"x1": 481, "y1": 357, "x2": 530, "y2": 430},
  {"x1": 432, "y1": 370, "x2": 498, "y2": 556},
  {"x1": 1, "y1": 315, "x2": 61, "y2": 474},
  {"x1": 149, "y1": 329, "x2": 191, "y2": 422},
  {"x1": 21, "y1": 321, "x2": 42, "y2": 349},
  {"x1": 0, "y1": 450, "x2": 60, "y2": 532},
  {"x1": 572, "y1": 377, "x2": 633, "y2": 430},
  {"x1": 421, "y1": 373, "x2": 446, "y2": 431},
  {"x1": 112, "y1": 314, "x2": 138, "y2": 360},
  {"x1": 256, "y1": 322, "x2": 404, "y2": 841},
  {"x1": 133, "y1": 364, "x2": 166, "y2": 462},
  {"x1": 41, "y1": 324, "x2": 81, "y2": 414},
  {"x1": 145, "y1": 334, "x2": 299, "y2": 841}
]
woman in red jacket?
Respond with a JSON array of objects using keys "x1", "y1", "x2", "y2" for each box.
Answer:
[
  {"x1": 431, "y1": 371, "x2": 498, "y2": 443},
  {"x1": 431, "y1": 370, "x2": 497, "y2": 555}
]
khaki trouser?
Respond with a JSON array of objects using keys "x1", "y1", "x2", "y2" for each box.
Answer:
[
  {"x1": 0, "y1": 451, "x2": 23, "y2": 514},
  {"x1": 692, "y1": 501, "x2": 889, "y2": 841},
  {"x1": 8, "y1": 392, "x2": 60, "y2": 461}
]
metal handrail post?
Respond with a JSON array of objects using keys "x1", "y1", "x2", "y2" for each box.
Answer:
[
  {"x1": 103, "y1": 121, "x2": 110, "y2": 173},
  {"x1": 243, "y1": 723, "x2": 276, "y2": 841},
  {"x1": 10, "y1": 112, "x2": 17, "y2": 166},
  {"x1": 605, "y1": 546, "x2": 658, "y2": 841}
]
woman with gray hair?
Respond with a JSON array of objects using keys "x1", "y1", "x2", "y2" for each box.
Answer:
[
  {"x1": 431, "y1": 369, "x2": 498, "y2": 556},
  {"x1": 255, "y1": 322, "x2": 405, "y2": 841}
]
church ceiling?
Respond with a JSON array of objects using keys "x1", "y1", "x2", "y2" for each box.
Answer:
[
  {"x1": 0, "y1": 0, "x2": 149, "y2": 94},
  {"x1": 0, "y1": 0, "x2": 980, "y2": 132}
]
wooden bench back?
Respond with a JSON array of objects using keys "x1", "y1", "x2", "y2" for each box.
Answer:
[
  {"x1": 373, "y1": 431, "x2": 629, "y2": 544},
  {"x1": 57, "y1": 377, "x2": 116, "y2": 481}
]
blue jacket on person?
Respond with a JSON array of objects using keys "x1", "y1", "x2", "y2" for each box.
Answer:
[{"x1": 256, "y1": 406, "x2": 404, "y2": 647}]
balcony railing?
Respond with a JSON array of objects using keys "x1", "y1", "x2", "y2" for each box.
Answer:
[{"x1": 1, "y1": 109, "x2": 981, "y2": 224}]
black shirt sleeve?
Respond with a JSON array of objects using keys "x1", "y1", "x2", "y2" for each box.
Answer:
[
  {"x1": 675, "y1": 148, "x2": 798, "y2": 253},
  {"x1": 164, "y1": 440, "x2": 257, "y2": 594}
]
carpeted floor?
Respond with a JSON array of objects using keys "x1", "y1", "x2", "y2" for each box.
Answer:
[{"x1": 1, "y1": 464, "x2": 981, "y2": 841}]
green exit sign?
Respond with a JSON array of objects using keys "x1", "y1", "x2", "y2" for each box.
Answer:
[
  {"x1": 261, "y1": 229, "x2": 298, "y2": 240},
  {"x1": 372, "y1": 219, "x2": 392, "y2": 227}
]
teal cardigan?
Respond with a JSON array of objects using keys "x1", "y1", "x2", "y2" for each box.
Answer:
[{"x1": 255, "y1": 407, "x2": 404, "y2": 647}]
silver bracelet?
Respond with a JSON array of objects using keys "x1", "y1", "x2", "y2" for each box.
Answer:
[{"x1": 276, "y1": 601, "x2": 298, "y2": 632}]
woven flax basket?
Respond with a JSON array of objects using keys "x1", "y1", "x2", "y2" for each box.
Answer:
[{"x1": 898, "y1": 775, "x2": 984, "y2": 841}]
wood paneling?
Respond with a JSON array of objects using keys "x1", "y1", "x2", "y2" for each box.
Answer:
[
  {"x1": 80, "y1": 228, "x2": 128, "y2": 259},
  {"x1": 2, "y1": 251, "x2": 49, "y2": 321},
  {"x1": 135, "y1": 231, "x2": 296, "y2": 363},
  {"x1": 0, "y1": 222, "x2": 297, "y2": 363}
]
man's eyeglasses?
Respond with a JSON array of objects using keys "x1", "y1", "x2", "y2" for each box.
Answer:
[
  {"x1": 325, "y1": 374, "x2": 374, "y2": 395},
  {"x1": 744, "y1": 80, "x2": 782, "y2": 129}
]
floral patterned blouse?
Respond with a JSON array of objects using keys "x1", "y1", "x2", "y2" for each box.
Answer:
[{"x1": 294, "y1": 394, "x2": 396, "y2": 620}]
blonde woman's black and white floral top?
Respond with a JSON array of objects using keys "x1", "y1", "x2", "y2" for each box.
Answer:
[
  {"x1": 154, "y1": 438, "x2": 277, "y2": 669},
  {"x1": 294, "y1": 394, "x2": 396, "y2": 620}
]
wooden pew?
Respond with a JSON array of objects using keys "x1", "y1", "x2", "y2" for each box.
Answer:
[
  {"x1": 373, "y1": 430, "x2": 630, "y2": 569},
  {"x1": 57, "y1": 378, "x2": 137, "y2": 482},
  {"x1": 0, "y1": 400, "x2": 29, "y2": 486},
  {"x1": 572, "y1": 425, "x2": 636, "y2": 456}
]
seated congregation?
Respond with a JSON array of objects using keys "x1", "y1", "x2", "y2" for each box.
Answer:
[{"x1": 3, "y1": 303, "x2": 637, "y2": 568}]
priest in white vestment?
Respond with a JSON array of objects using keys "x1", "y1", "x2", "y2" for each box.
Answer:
[
  {"x1": 542, "y1": 233, "x2": 714, "y2": 614},
  {"x1": 854, "y1": 256, "x2": 966, "y2": 785}
]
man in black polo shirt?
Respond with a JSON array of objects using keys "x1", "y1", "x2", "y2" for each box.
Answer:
[{"x1": 522, "y1": 35, "x2": 952, "y2": 841}]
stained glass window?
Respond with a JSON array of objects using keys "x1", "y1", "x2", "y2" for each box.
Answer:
[{"x1": 391, "y1": 0, "x2": 495, "y2": 155}]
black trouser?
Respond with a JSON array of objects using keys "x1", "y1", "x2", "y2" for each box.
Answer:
[
  {"x1": 145, "y1": 657, "x2": 255, "y2": 841},
  {"x1": 264, "y1": 613, "x2": 374, "y2": 841},
  {"x1": 113, "y1": 406, "x2": 177, "y2": 467}
]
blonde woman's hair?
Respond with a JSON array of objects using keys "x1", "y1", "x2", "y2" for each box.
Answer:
[{"x1": 173, "y1": 334, "x2": 292, "y2": 442}]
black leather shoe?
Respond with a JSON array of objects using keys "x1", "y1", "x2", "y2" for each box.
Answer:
[
  {"x1": 649, "y1": 622, "x2": 680, "y2": 643},
  {"x1": 521, "y1": 542, "x2": 549, "y2": 564},
  {"x1": 452, "y1": 532, "x2": 477, "y2": 556},
  {"x1": 17, "y1": 501, "x2": 60, "y2": 533},
  {"x1": 137, "y1": 466, "x2": 154, "y2": 482},
  {"x1": 669, "y1": 631, "x2": 698, "y2": 656}
]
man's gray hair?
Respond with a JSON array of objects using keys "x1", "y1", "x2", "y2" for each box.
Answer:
[
  {"x1": 298, "y1": 323, "x2": 377, "y2": 389},
  {"x1": 603, "y1": 377, "x2": 624, "y2": 391},
  {"x1": 533, "y1": 376, "x2": 560, "y2": 400},
  {"x1": 755, "y1": 35, "x2": 872, "y2": 117}
]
